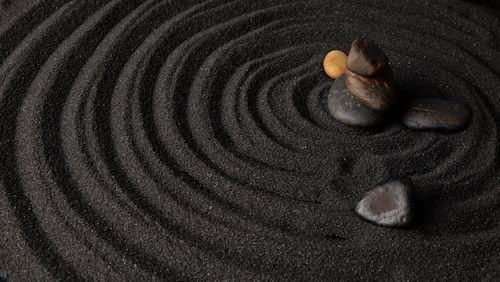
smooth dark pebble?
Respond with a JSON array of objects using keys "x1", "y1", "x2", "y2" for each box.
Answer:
[
  {"x1": 327, "y1": 75, "x2": 386, "y2": 127},
  {"x1": 402, "y1": 98, "x2": 470, "y2": 131},
  {"x1": 355, "y1": 178, "x2": 414, "y2": 228}
]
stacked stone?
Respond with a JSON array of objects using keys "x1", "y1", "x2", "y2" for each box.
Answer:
[
  {"x1": 327, "y1": 38, "x2": 397, "y2": 127},
  {"x1": 325, "y1": 38, "x2": 471, "y2": 130}
]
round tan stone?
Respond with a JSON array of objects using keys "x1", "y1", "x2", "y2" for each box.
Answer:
[{"x1": 323, "y1": 50, "x2": 347, "y2": 79}]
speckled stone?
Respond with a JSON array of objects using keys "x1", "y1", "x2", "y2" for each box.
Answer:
[
  {"x1": 402, "y1": 98, "x2": 470, "y2": 131},
  {"x1": 355, "y1": 178, "x2": 414, "y2": 228},
  {"x1": 327, "y1": 75, "x2": 386, "y2": 127}
]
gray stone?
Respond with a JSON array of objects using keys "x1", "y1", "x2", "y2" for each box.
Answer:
[
  {"x1": 327, "y1": 75, "x2": 386, "y2": 127},
  {"x1": 355, "y1": 178, "x2": 414, "y2": 227},
  {"x1": 402, "y1": 98, "x2": 470, "y2": 131}
]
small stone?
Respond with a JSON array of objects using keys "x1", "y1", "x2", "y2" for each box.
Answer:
[
  {"x1": 327, "y1": 75, "x2": 386, "y2": 127},
  {"x1": 355, "y1": 178, "x2": 414, "y2": 228},
  {"x1": 323, "y1": 50, "x2": 348, "y2": 79},
  {"x1": 402, "y1": 98, "x2": 470, "y2": 131},
  {"x1": 345, "y1": 69, "x2": 396, "y2": 111},
  {"x1": 346, "y1": 38, "x2": 388, "y2": 77}
]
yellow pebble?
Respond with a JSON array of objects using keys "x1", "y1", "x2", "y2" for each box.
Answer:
[{"x1": 323, "y1": 50, "x2": 347, "y2": 79}]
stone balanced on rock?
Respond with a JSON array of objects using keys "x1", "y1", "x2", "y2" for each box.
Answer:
[
  {"x1": 324, "y1": 38, "x2": 471, "y2": 130},
  {"x1": 327, "y1": 38, "x2": 397, "y2": 127}
]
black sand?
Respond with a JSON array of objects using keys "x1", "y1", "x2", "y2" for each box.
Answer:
[{"x1": 0, "y1": 0, "x2": 499, "y2": 280}]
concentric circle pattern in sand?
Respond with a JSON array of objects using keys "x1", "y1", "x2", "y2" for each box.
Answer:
[{"x1": 1, "y1": 0, "x2": 499, "y2": 280}]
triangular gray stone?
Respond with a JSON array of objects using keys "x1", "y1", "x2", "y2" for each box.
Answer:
[{"x1": 355, "y1": 178, "x2": 413, "y2": 227}]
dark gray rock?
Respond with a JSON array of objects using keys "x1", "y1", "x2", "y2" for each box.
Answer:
[
  {"x1": 402, "y1": 98, "x2": 470, "y2": 131},
  {"x1": 327, "y1": 75, "x2": 386, "y2": 127},
  {"x1": 355, "y1": 178, "x2": 414, "y2": 227}
]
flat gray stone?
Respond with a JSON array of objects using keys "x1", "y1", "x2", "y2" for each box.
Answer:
[
  {"x1": 402, "y1": 98, "x2": 470, "y2": 131},
  {"x1": 327, "y1": 75, "x2": 386, "y2": 127},
  {"x1": 355, "y1": 178, "x2": 413, "y2": 227}
]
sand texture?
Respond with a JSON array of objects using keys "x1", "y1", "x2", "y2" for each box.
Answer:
[{"x1": 0, "y1": 0, "x2": 499, "y2": 280}]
